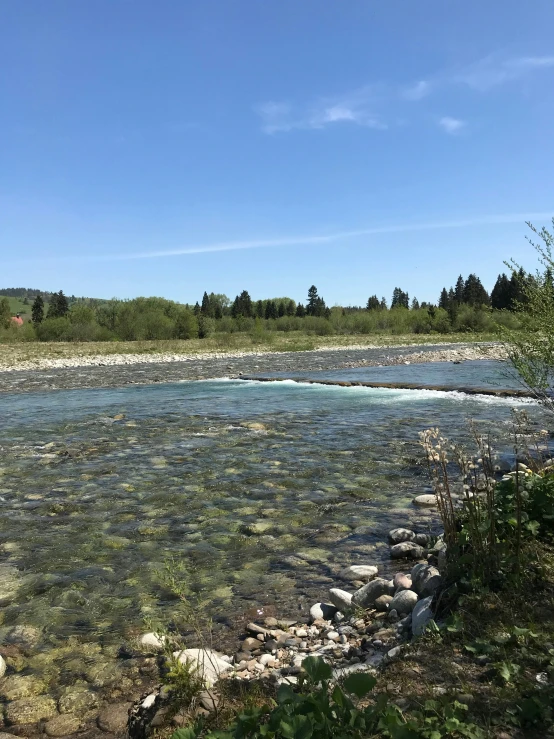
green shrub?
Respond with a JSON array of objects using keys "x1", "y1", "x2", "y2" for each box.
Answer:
[{"x1": 36, "y1": 317, "x2": 72, "y2": 341}]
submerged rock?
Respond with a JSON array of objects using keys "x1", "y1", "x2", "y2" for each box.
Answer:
[
  {"x1": 97, "y1": 703, "x2": 131, "y2": 733},
  {"x1": 44, "y1": 714, "x2": 82, "y2": 737},
  {"x1": 6, "y1": 624, "x2": 41, "y2": 650},
  {"x1": 341, "y1": 565, "x2": 378, "y2": 582},
  {"x1": 5, "y1": 695, "x2": 57, "y2": 723}
]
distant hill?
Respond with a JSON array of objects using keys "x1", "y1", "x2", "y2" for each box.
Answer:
[{"x1": 0, "y1": 288, "x2": 103, "y2": 317}]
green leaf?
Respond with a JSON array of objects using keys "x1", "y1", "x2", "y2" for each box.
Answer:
[
  {"x1": 343, "y1": 672, "x2": 377, "y2": 698},
  {"x1": 302, "y1": 656, "x2": 332, "y2": 684},
  {"x1": 171, "y1": 728, "x2": 202, "y2": 739}
]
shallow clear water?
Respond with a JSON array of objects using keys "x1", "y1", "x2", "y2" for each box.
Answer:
[{"x1": 0, "y1": 360, "x2": 545, "y2": 695}]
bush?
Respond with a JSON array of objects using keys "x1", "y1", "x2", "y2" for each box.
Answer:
[
  {"x1": 36, "y1": 317, "x2": 72, "y2": 341},
  {"x1": 197, "y1": 315, "x2": 215, "y2": 339}
]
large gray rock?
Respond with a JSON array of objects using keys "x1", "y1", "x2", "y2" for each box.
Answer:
[
  {"x1": 389, "y1": 589, "x2": 418, "y2": 614},
  {"x1": 351, "y1": 577, "x2": 389, "y2": 608},
  {"x1": 388, "y1": 528, "x2": 415, "y2": 544},
  {"x1": 341, "y1": 565, "x2": 378, "y2": 582},
  {"x1": 310, "y1": 602, "x2": 338, "y2": 621},
  {"x1": 412, "y1": 596, "x2": 434, "y2": 636},
  {"x1": 173, "y1": 648, "x2": 233, "y2": 687},
  {"x1": 390, "y1": 542, "x2": 424, "y2": 559},
  {"x1": 329, "y1": 588, "x2": 353, "y2": 611},
  {"x1": 411, "y1": 565, "x2": 442, "y2": 596},
  {"x1": 97, "y1": 703, "x2": 131, "y2": 733}
]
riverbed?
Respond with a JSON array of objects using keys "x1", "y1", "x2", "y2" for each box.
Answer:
[{"x1": 0, "y1": 356, "x2": 545, "y2": 731}]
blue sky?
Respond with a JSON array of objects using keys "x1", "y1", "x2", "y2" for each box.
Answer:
[{"x1": 1, "y1": 0, "x2": 553, "y2": 306}]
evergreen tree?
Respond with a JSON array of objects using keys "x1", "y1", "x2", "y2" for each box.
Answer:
[
  {"x1": 31, "y1": 295, "x2": 44, "y2": 324},
  {"x1": 391, "y1": 287, "x2": 409, "y2": 309},
  {"x1": 256, "y1": 300, "x2": 264, "y2": 318},
  {"x1": 47, "y1": 290, "x2": 69, "y2": 319},
  {"x1": 201, "y1": 291, "x2": 212, "y2": 317},
  {"x1": 454, "y1": 275, "x2": 465, "y2": 304},
  {"x1": 231, "y1": 290, "x2": 253, "y2": 318},
  {"x1": 491, "y1": 273, "x2": 512, "y2": 310},
  {"x1": 411, "y1": 297, "x2": 420, "y2": 310},
  {"x1": 380, "y1": 297, "x2": 387, "y2": 310},
  {"x1": 214, "y1": 303, "x2": 223, "y2": 320},
  {"x1": 295, "y1": 303, "x2": 306, "y2": 317},
  {"x1": 438, "y1": 288, "x2": 449, "y2": 310},
  {"x1": 278, "y1": 301, "x2": 285, "y2": 317},
  {"x1": 193, "y1": 302, "x2": 201, "y2": 316},
  {"x1": 463, "y1": 274, "x2": 489, "y2": 306},
  {"x1": 265, "y1": 300, "x2": 278, "y2": 320},
  {"x1": 366, "y1": 295, "x2": 380, "y2": 310},
  {"x1": 286, "y1": 299, "x2": 295, "y2": 316},
  {"x1": 306, "y1": 285, "x2": 327, "y2": 316}
]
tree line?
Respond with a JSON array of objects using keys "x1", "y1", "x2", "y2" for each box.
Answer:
[{"x1": 0, "y1": 270, "x2": 533, "y2": 343}]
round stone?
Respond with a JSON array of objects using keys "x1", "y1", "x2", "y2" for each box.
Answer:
[
  {"x1": 390, "y1": 542, "x2": 425, "y2": 559},
  {"x1": 341, "y1": 565, "x2": 378, "y2": 582},
  {"x1": 140, "y1": 632, "x2": 166, "y2": 650},
  {"x1": 309, "y1": 603, "x2": 338, "y2": 621},
  {"x1": 413, "y1": 494, "x2": 437, "y2": 508},
  {"x1": 44, "y1": 715, "x2": 82, "y2": 737},
  {"x1": 97, "y1": 703, "x2": 130, "y2": 732},
  {"x1": 328, "y1": 588, "x2": 353, "y2": 611},
  {"x1": 388, "y1": 528, "x2": 415, "y2": 544},
  {"x1": 5, "y1": 696, "x2": 57, "y2": 723},
  {"x1": 389, "y1": 589, "x2": 418, "y2": 614},
  {"x1": 374, "y1": 594, "x2": 393, "y2": 611}
]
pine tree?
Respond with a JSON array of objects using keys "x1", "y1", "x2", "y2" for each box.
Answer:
[
  {"x1": 411, "y1": 297, "x2": 420, "y2": 310},
  {"x1": 256, "y1": 300, "x2": 264, "y2": 318},
  {"x1": 278, "y1": 301, "x2": 285, "y2": 318},
  {"x1": 380, "y1": 297, "x2": 387, "y2": 310},
  {"x1": 295, "y1": 303, "x2": 306, "y2": 317},
  {"x1": 366, "y1": 295, "x2": 380, "y2": 310},
  {"x1": 193, "y1": 302, "x2": 201, "y2": 316},
  {"x1": 463, "y1": 274, "x2": 489, "y2": 306},
  {"x1": 201, "y1": 291, "x2": 212, "y2": 316},
  {"x1": 286, "y1": 299, "x2": 295, "y2": 316},
  {"x1": 47, "y1": 290, "x2": 69, "y2": 318},
  {"x1": 307, "y1": 285, "x2": 324, "y2": 316},
  {"x1": 31, "y1": 295, "x2": 44, "y2": 324},
  {"x1": 438, "y1": 288, "x2": 449, "y2": 310},
  {"x1": 454, "y1": 275, "x2": 465, "y2": 304},
  {"x1": 491, "y1": 273, "x2": 512, "y2": 310},
  {"x1": 391, "y1": 288, "x2": 409, "y2": 309}
]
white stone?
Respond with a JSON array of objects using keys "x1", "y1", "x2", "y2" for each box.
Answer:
[
  {"x1": 413, "y1": 494, "x2": 437, "y2": 508},
  {"x1": 140, "y1": 632, "x2": 166, "y2": 650},
  {"x1": 141, "y1": 693, "x2": 157, "y2": 708},
  {"x1": 309, "y1": 602, "x2": 338, "y2": 621},
  {"x1": 326, "y1": 631, "x2": 340, "y2": 641},
  {"x1": 328, "y1": 588, "x2": 353, "y2": 611},
  {"x1": 173, "y1": 648, "x2": 233, "y2": 687}
]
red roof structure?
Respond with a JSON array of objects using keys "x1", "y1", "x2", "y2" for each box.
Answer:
[{"x1": 11, "y1": 315, "x2": 23, "y2": 326}]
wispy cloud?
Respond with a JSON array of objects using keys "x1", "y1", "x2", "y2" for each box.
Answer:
[
  {"x1": 257, "y1": 53, "x2": 554, "y2": 135},
  {"x1": 19, "y1": 212, "x2": 549, "y2": 264},
  {"x1": 454, "y1": 54, "x2": 554, "y2": 91},
  {"x1": 402, "y1": 80, "x2": 433, "y2": 101},
  {"x1": 256, "y1": 86, "x2": 385, "y2": 134},
  {"x1": 439, "y1": 116, "x2": 466, "y2": 134}
]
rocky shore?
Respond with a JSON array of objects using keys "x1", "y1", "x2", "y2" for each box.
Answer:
[
  {"x1": 0, "y1": 342, "x2": 505, "y2": 394},
  {"x1": 128, "y1": 519, "x2": 445, "y2": 737}
]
